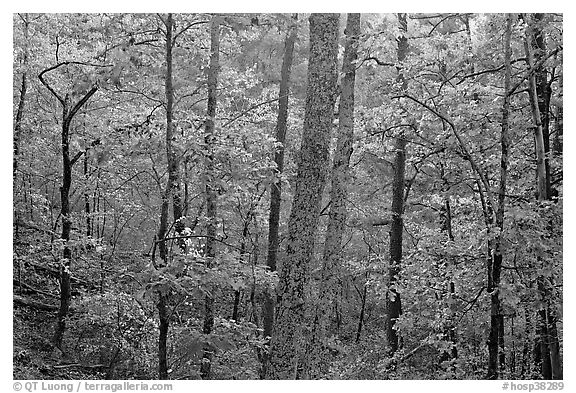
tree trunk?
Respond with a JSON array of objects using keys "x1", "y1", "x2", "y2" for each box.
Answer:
[
  {"x1": 37, "y1": 60, "x2": 98, "y2": 350},
  {"x1": 524, "y1": 16, "x2": 548, "y2": 202},
  {"x1": 264, "y1": 13, "x2": 298, "y2": 344},
  {"x1": 157, "y1": 292, "x2": 169, "y2": 379},
  {"x1": 84, "y1": 155, "x2": 91, "y2": 238},
  {"x1": 356, "y1": 281, "x2": 367, "y2": 343},
  {"x1": 524, "y1": 14, "x2": 562, "y2": 379},
  {"x1": 156, "y1": 13, "x2": 181, "y2": 380},
  {"x1": 303, "y1": 13, "x2": 360, "y2": 379},
  {"x1": 532, "y1": 13, "x2": 552, "y2": 197},
  {"x1": 266, "y1": 13, "x2": 339, "y2": 380},
  {"x1": 14, "y1": 14, "x2": 29, "y2": 239},
  {"x1": 487, "y1": 13, "x2": 512, "y2": 380},
  {"x1": 386, "y1": 13, "x2": 408, "y2": 356},
  {"x1": 200, "y1": 16, "x2": 220, "y2": 380}
]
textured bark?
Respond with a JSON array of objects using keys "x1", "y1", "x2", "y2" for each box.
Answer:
[
  {"x1": 266, "y1": 13, "x2": 339, "y2": 380},
  {"x1": 487, "y1": 13, "x2": 512, "y2": 380},
  {"x1": 200, "y1": 16, "x2": 220, "y2": 380},
  {"x1": 264, "y1": 14, "x2": 298, "y2": 344},
  {"x1": 304, "y1": 13, "x2": 360, "y2": 379},
  {"x1": 386, "y1": 13, "x2": 408, "y2": 356},
  {"x1": 304, "y1": 14, "x2": 361, "y2": 379}
]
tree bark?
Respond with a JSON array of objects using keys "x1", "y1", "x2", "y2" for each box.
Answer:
[
  {"x1": 200, "y1": 15, "x2": 220, "y2": 380},
  {"x1": 304, "y1": 13, "x2": 360, "y2": 379},
  {"x1": 264, "y1": 13, "x2": 298, "y2": 344},
  {"x1": 266, "y1": 13, "x2": 339, "y2": 380},
  {"x1": 387, "y1": 12, "x2": 408, "y2": 356}
]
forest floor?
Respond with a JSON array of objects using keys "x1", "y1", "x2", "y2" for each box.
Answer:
[{"x1": 13, "y1": 231, "x2": 104, "y2": 380}]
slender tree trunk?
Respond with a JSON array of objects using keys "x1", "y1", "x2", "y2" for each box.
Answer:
[
  {"x1": 532, "y1": 13, "x2": 552, "y2": 197},
  {"x1": 84, "y1": 155, "x2": 91, "y2": 238},
  {"x1": 487, "y1": 13, "x2": 512, "y2": 380},
  {"x1": 54, "y1": 103, "x2": 73, "y2": 351},
  {"x1": 266, "y1": 13, "x2": 339, "y2": 380},
  {"x1": 263, "y1": 13, "x2": 298, "y2": 344},
  {"x1": 200, "y1": 16, "x2": 220, "y2": 380},
  {"x1": 524, "y1": 14, "x2": 562, "y2": 379},
  {"x1": 303, "y1": 13, "x2": 360, "y2": 379},
  {"x1": 553, "y1": 104, "x2": 562, "y2": 155},
  {"x1": 14, "y1": 14, "x2": 29, "y2": 239},
  {"x1": 165, "y1": 14, "x2": 185, "y2": 252},
  {"x1": 440, "y1": 190, "x2": 458, "y2": 362},
  {"x1": 356, "y1": 280, "x2": 367, "y2": 343},
  {"x1": 387, "y1": 13, "x2": 408, "y2": 356},
  {"x1": 156, "y1": 13, "x2": 178, "y2": 380},
  {"x1": 524, "y1": 17, "x2": 548, "y2": 202}
]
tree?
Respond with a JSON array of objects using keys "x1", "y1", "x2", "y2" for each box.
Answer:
[
  {"x1": 304, "y1": 13, "x2": 360, "y2": 378},
  {"x1": 487, "y1": 13, "x2": 512, "y2": 379},
  {"x1": 267, "y1": 13, "x2": 340, "y2": 380},
  {"x1": 523, "y1": 13, "x2": 562, "y2": 380},
  {"x1": 263, "y1": 13, "x2": 298, "y2": 343},
  {"x1": 200, "y1": 15, "x2": 221, "y2": 380},
  {"x1": 38, "y1": 62, "x2": 99, "y2": 351},
  {"x1": 386, "y1": 12, "x2": 408, "y2": 356}
]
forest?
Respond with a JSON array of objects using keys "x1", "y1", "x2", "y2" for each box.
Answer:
[{"x1": 12, "y1": 13, "x2": 563, "y2": 380}]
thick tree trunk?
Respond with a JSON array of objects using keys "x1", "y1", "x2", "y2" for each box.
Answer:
[
  {"x1": 386, "y1": 13, "x2": 408, "y2": 356},
  {"x1": 487, "y1": 13, "x2": 512, "y2": 380},
  {"x1": 266, "y1": 13, "x2": 339, "y2": 380},
  {"x1": 304, "y1": 13, "x2": 360, "y2": 379},
  {"x1": 200, "y1": 16, "x2": 220, "y2": 380},
  {"x1": 264, "y1": 13, "x2": 298, "y2": 344}
]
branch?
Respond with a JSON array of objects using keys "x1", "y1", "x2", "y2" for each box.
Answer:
[
  {"x1": 70, "y1": 138, "x2": 101, "y2": 166},
  {"x1": 507, "y1": 46, "x2": 562, "y2": 96},
  {"x1": 13, "y1": 295, "x2": 58, "y2": 311},
  {"x1": 173, "y1": 20, "x2": 210, "y2": 44},
  {"x1": 363, "y1": 56, "x2": 395, "y2": 67},
  {"x1": 456, "y1": 58, "x2": 526, "y2": 85},
  {"x1": 222, "y1": 97, "x2": 280, "y2": 128},
  {"x1": 39, "y1": 61, "x2": 108, "y2": 106},
  {"x1": 394, "y1": 94, "x2": 496, "y2": 217},
  {"x1": 13, "y1": 279, "x2": 58, "y2": 299},
  {"x1": 67, "y1": 86, "x2": 98, "y2": 121}
]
